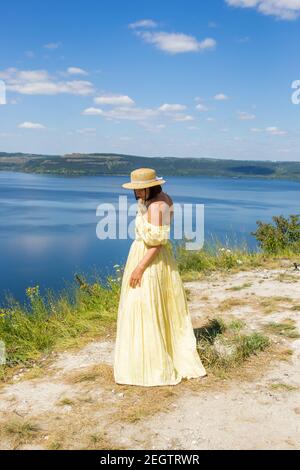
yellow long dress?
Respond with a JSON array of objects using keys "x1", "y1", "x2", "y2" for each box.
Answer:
[{"x1": 113, "y1": 201, "x2": 207, "y2": 386}]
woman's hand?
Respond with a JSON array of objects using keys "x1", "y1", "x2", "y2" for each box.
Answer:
[
  {"x1": 129, "y1": 265, "x2": 144, "y2": 288},
  {"x1": 129, "y1": 245, "x2": 162, "y2": 288}
]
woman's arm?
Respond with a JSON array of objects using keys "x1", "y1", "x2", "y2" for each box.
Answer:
[
  {"x1": 129, "y1": 202, "x2": 166, "y2": 288},
  {"x1": 129, "y1": 245, "x2": 162, "y2": 288}
]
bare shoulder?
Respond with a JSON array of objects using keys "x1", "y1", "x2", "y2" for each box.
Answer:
[{"x1": 147, "y1": 200, "x2": 172, "y2": 226}]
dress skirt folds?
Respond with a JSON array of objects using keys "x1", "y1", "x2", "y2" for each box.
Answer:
[{"x1": 113, "y1": 203, "x2": 207, "y2": 386}]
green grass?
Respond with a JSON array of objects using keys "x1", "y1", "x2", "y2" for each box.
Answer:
[
  {"x1": 263, "y1": 319, "x2": 300, "y2": 339},
  {"x1": 3, "y1": 420, "x2": 40, "y2": 438},
  {"x1": 290, "y1": 305, "x2": 300, "y2": 311},
  {"x1": 276, "y1": 273, "x2": 299, "y2": 283},
  {"x1": 0, "y1": 419, "x2": 41, "y2": 448},
  {"x1": 196, "y1": 317, "x2": 270, "y2": 376},
  {"x1": 174, "y1": 237, "x2": 299, "y2": 280},
  {"x1": 0, "y1": 272, "x2": 120, "y2": 379},
  {"x1": 226, "y1": 282, "x2": 253, "y2": 291},
  {"x1": 269, "y1": 382, "x2": 299, "y2": 392},
  {"x1": 57, "y1": 398, "x2": 75, "y2": 406}
]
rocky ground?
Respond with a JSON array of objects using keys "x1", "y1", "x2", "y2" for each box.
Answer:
[{"x1": 0, "y1": 265, "x2": 299, "y2": 450}]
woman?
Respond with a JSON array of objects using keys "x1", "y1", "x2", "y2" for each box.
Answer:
[{"x1": 113, "y1": 167, "x2": 207, "y2": 386}]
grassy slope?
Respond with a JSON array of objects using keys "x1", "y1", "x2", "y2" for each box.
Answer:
[
  {"x1": 0, "y1": 242, "x2": 298, "y2": 381},
  {"x1": 1, "y1": 152, "x2": 300, "y2": 180}
]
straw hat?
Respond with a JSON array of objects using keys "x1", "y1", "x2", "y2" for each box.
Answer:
[{"x1": 122, "y1": 168, "x2": 166, "y2": 189}]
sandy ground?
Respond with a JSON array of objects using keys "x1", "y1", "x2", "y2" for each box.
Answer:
[{"x1": 0, "y1": 265, "x2": 299, "y2": 450}]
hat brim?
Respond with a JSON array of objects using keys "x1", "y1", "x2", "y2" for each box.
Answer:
[{"x1": 122, "y1": 179, "x2": 166, "y2": 189}]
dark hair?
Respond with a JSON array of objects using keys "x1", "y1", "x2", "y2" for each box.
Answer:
[{"x1": 134, "y1": 185, "x2": 162, "y2": 204}]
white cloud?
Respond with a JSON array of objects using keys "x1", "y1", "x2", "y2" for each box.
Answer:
[
  {"x1": 82, "y1": 101, "x2": 193, "y2": 123},
  {"x1": 237, "y1": 110, "x2": 256, "y2": 120},
  {"x1": 158, "y1": 103, "x2": 193, "y2": 121},
  {"x1": 19, "y1": 121, "x2": 46, "y2": 129},
  {"x1": 100, "y1": 106, "x2": 159, "y2": 121},
  {"x1": 250, "y1": 126, "x2": 287, "y2": 135},
  {"x1": 225, "y1": 0, "x2": 300, "y2": 20},
  {"x1": 128, "y1": 19, "x2": 158, "y2": 29},
  {"x1": 83, "y1": 105, "x2": 158, "y2": 121},
  {"x1": 82, "y1": 107, "x2": 103, "y2": 115},
  {"x1": 135, "y1": 31, "x2": 216, "y2": 54},
  {"x1": 44, "y1": 42, "x2": 61, "y2": 49},
  {"x1": 94, "y1": 94, "x2": 135, "y2": 106},
  {"x1": 18, "y1": 70, "x2": 49, "y2": 81},
  {"x1": 67, "y1": 67, "x2": 88, "y2": 76},
  {"x1": 214, "y1": 93, "x2": 229, "y2": 100},
  {"x1": 138, "y1": 122, "x2": 166, "y2": 132},
  {"x1": 11, "y1": 80, "x2": 94, "y2": 96},
  {"x1": 237, "y1": 36, "x2": 250, "y2": 43},
  {"x1": 172, "y1": 114, "x2": 194, "y2": 121},
  {"x1": 196, "y1": 103, "x2": 209, "y2": 111},
  {"x1": 158, "y1": 103, "x2": 187, "y2": 112},
  {"x1": 76, "y1": 128, "x2": 96, "y2": 135},
  {"x1": 0, "y1": 68, "x2": 95, "y2": 96},
  {"x1": 265, "y1": 126, "x2": 287, "y2": 135}
]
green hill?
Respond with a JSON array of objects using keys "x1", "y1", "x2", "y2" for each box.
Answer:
[{"x1": 1, "y1": 151, "x2": 300, "y2": 181}]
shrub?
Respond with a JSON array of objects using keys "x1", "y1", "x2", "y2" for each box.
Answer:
[{"x1": 252, "y1": 214, "x2": 300, "y2": 254}]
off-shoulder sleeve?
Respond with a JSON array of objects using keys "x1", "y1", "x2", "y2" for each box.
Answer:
[{"x1": 140, "y1": 222, "x2": 170, "y2": 247}]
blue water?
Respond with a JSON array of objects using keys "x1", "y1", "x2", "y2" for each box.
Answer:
[{"x1": 0, "y1": 171, "x2": 299, "y2": 306}]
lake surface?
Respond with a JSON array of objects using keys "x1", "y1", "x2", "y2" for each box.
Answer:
[{"x1": 1, "y1": 171, "x2": 299, "y2": 306}]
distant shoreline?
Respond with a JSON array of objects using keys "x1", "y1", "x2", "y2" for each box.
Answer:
[
  {"x1": 2, "y1": 170, "x2": 300, "y2": 184},
  {"x1": 1, "y1": 152, "x2": 300, "y2": 182}
]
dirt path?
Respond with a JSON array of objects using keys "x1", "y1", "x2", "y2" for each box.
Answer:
[{"x1": 0, "y1": 266, "x2": 299, "y2": 450}]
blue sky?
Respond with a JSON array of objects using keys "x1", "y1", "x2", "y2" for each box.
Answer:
[{"x1": 0, "y1": 0, "x2": 299, "y2": 160}]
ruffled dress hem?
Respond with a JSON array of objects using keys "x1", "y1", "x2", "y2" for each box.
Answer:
[{"x1": 115, "y1": 372, "x2": 207, "y2": 387}]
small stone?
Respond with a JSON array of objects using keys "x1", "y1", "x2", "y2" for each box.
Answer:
[{"x1": 214, "y1": 338, "x2": 236, "y2": 357}]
